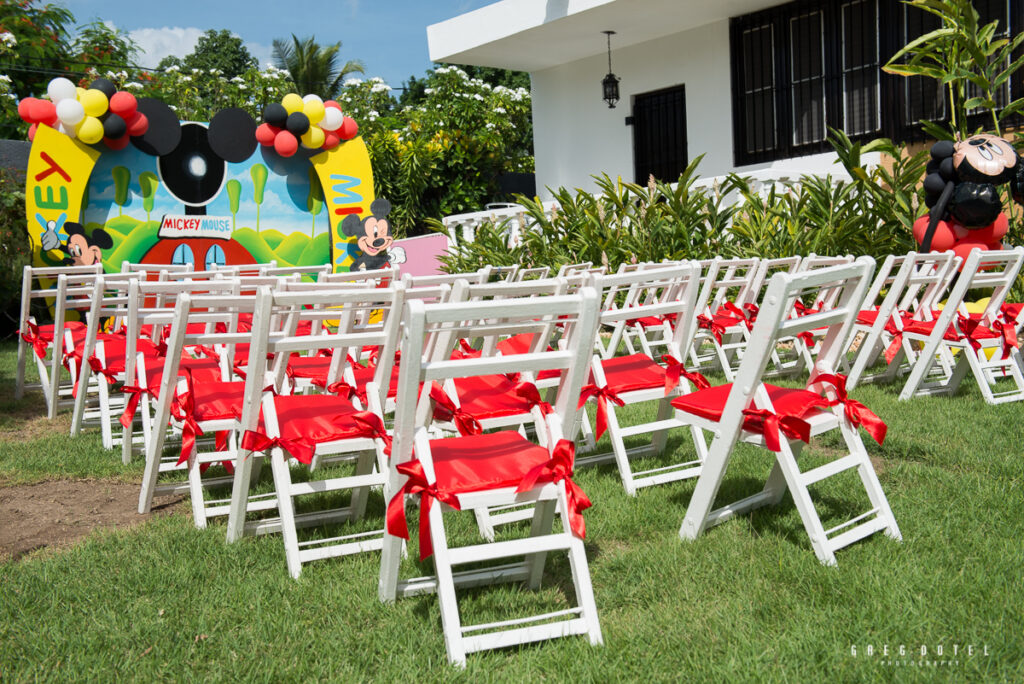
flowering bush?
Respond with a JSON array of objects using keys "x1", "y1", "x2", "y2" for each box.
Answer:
[{"x1": 340, "y1": 66, "x2": 533, "y2": 235}]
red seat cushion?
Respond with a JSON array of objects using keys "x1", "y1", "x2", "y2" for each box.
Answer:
[
  {"x1": 901, "y1": 319, "x2": 1000, "y2": 342},
  {"x1": 36, "y1": 320, "x2": 87, "y2": 344},
  {"x1": 599, "y1": 353, "x2": 667, "y2": 394},
  {"x1": 93, "y1": 336, "x2": 163, "y2": 375},
  {"x1": 145, "y1": 356, "x2": 222, "y2": 395},
  {"x1": 429, "y1": 431, "x2": 552, "y2": 496},
  {"x1": 286, "y1": 354, "x2": 332, "y2": 380},
  {"x1": 454, "y1": 374, "x2": 535, "y2": 420},
  {"x1": 269, "y1": 394, "x2": 363, "y2": 443},
  {"x1": 670, "y1": 383, "x2": 828, "y2": 422},
  {"x1": 351, "y1": 362, "x2": 400, "y2": 399},
  {"x1": 188, "y1": 380, "x2": 247, "y2": 421},
  {"x1": 626, "y1": 315, "x2": 665, "y2": 328}
]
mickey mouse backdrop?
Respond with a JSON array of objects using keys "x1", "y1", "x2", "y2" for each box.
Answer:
[
  {"x1": 22, "y1": 77, "x2": 386, "y2": 276},
  {"x1": 914, "y1": 133, "x2": 1024, "y2": 262}
]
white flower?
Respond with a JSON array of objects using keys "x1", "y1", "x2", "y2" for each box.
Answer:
[
  {"x1": 238, "y1": 84, "x2": 247, "y2": 90},
  {"x1": 165, "y1": 65, "x2": 180, "y2": 73},
  {"x1": 493, "y1": 106, "x2": 505, "y2": 114},
  {"x1": 0, "y1": 32, "x2": 16, "y2": 47},
  {"x1": 485, "y1": 122, "x2": 495, "y2": 129},
  {"x1": 181, "y1": 76, "x2": 192, "y2": 82},
  {"x1": 192, "y1": 68, "x2": 201, "y2": 74},
  {"x1": 6, "y1": 93, "x2": 17, "y2": 100},
  {"x1": 368, "y1": 109, "x2": 379, "y2": 118},
  {"x1": 168, "y1": 104, "x2": 178, "y2": 111},
  {"x1": 369, "y1": 76, "x2": 383, "y2": 83},
  {"x1": 473, "y1": 93, "x2": 484, "y2": 101},
  {"x1": 231, "y1": 76, "x2": 244, "y2": 83},
  {"x1": 370, "y1": 82, "x2": 391, "y2": 93},
  {"x1": 423, "y1": 87, "x2": 434, "y2": 95},
  {"x1": 0, "y1": 75, "x2": 10, "y2": 83},
  {"x1": 124, "y1": 82, "x2": 143, "y2": 89},
  {"x1": 343, "y1": 78, "x2": 363, "y2": 87}
]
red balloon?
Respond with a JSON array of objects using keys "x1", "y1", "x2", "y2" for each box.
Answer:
[
  {"x1": 17, "y1": 97, "x2": 36, "y2": 122},
  {"x1": 109, "y1": 91, "x2": 138, "y2": 118},
  {"x1": 324, "y1": 100, "x2": 342, "y2": 111},
  {"x1": 322, "y1": 131, "x2": 341, "y2": 149},
  {"x1": 338, "y1": 116, "x2": 358, "y2": 140},
  {"x1": 126, "y1": 111, "x2": 148, "y2": 137},
  {"x1": 274, "y1": 130, "x2": 298, "y2": 157},
  {"x1": 255, "y1": 122, "x2": 279, "y2": 145},
  {"x1": 912, "y1": 215, "x2": 956, "y2": 252},
  {"x1": 104, "y1": 134, "x2": 131, "y2": 150},
  {"x1": 31, "y1": 98, "x2": 56, "y2": 123},
  {"x1": 28, "y1": 123, "x2": 37, "y2": 141}
]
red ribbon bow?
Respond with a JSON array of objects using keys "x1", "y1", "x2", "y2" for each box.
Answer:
[
  {"x1": 515, "y1": 439, "x2": 591, "y2": 540},
  {"x1": 21, "y1": 321, "x2": 49, "y2": 360},
  {"x1": 661, "y1": 354, "x2": 710, "y2": 395},
  {"x1": 989, "y1": 319, "x2": 1020, "y2": 361},
  {"x1": 724, "y1": 301, "x2": 759, "y2": 330},
  {"x1": 119, "y1": 384, "x2": 152, "y2": 429},
  {"x1": 578, "y1": 383, "x2": 625, "y2": 441},
  {"x1": 740, "y1": 407, "x2": 812, "y2": 452},
  {"x1": 697, "y1": 314, "x2": 727, "y2": 343},
  {"x1": 350, "y1": 410, "x2": 392, "y2": 457},
  {"x1": 240, "y1": 429, "x2": 315, "y2": 465},
  {"x1": 169, "y1": 371, "x2": 205, "y2": 466},
  {"x1": 429, "y1": 382, "x2": 482, "y2": 436},
  {"x1": 514, "y1": 381, "x2": 553, "y2": 415},
  {"x1": 813, "y1": 373, "x2": 887, "y2": 445},
  {"x1": 386, "y1": 459, "x2": 463, "y2": 560}
]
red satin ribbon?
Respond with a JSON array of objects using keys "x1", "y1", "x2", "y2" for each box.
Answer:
[
  {"x1": 723, "y1": 301, "x2": 759, "y2": 330},
  {"x1": 796, "y1": 330, "x2": 816, "y2": 347},
  {"x1": 697, "y1": 314, "x2": 727, "y2": 343},
  {"x1": 578, "y1": 383, "x2": 624, "y2": 441},
  {"x1": 170, "y1": 372, "x2": 204, "y2": 466},
  {"x1": 240, "y1": 429, "x2": 315, "y2": 465},
  {"x1": 991, "y1": 319, "x2": 1020, "y2": 359},
  {"x1": 813, "y1": 373, "x2": 887, "y2": 445},
  {"x1": 740, "y1": 407, "x2": 811, "y2": 452},
  {"x1": 21, "y1": 321, "x2": 49, "y2": 360},
  {"x1": 350, "y1": 410, "x2": 393, "y2": 456},
  {"x1": 87, "y1": 355, "x2": 119, "y2": 384},
  {"x1": 661, "y1": 354, "x2": 710, "y2": 394},
  {"x1": 884, "y1": 331, "x2": 904, "y2": 365},
  {"x1": 119, "y1": 385, "x2": 151, "y2": 429},
  {"x1": 514, "y1": 381, "x2": 553, "y2": 415},
  {"x1": 385, "y1": 459, "x2": 463, "y2": 560},
  {"x1": 430, "y1": 382, "x2": 482, "y2": 436},
  {"x1": 515, "y1": 439, "x2": 591, "y2": 540}
]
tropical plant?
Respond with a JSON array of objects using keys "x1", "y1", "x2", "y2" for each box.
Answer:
[
  {"x1": 883, "y1": 0, "x2": 1024, "y2": 140},
  {"x1": 0, "y1": 167, "x2": 29, "y2": 335},
  {"x1": 271, "y1": 34, "x2": 364, "y2": 101}
]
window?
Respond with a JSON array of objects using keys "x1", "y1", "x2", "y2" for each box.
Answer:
[
  {"x1": 730, "y1": 0, "x2": 1023, "y2": 165},
  {"x1": 204, "y1": 243, "x2": 226, "y2": 269},
  {"x1": 171, "y1": 243, "x2": 195, "y2": 267},
  {"x1": 632, "y1": 84, "x2": 688, "y2": 183}
]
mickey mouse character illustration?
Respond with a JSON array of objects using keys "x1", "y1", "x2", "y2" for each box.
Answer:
[
  {"x1": 341, "y1": 198, "x2": 406, "y2": 270},
  {"x1": 914, "y1": 134, "x2": 1024, "y2": 261},
  {"x1": 36, "y1": 212, "x2": 111, "y2": 267}
]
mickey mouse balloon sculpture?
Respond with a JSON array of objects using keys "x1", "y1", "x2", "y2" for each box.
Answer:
[{"x1": 914, "y1": 134, "x2": 1024, "y2": 260}]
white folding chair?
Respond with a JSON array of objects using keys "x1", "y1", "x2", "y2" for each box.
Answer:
[
  {"x1": 378, "y1": 289, "x2": 603, "y2": 667},
  {"x1": 690, "y1": 257, "x2": 761, "y2": 379},
  {"x1": 898, "y1": 248, "x2": 1024, "y2": 404},
  {"x1": 581, "y1": 263, "x2": 709, "y2": 495},
  {"x1": 676, "y1": 258, "x2": 902, "y2": 566},
  {"x1": 224, "y1": 285, "x2": 406, "y2": 578}
]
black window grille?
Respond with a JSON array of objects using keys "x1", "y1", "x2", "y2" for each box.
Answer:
[{"x1": 730, "y1": 0, "x2": 1024, "y2": 166}]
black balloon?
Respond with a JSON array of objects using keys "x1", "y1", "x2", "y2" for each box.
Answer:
[
  {"x1": 285, "y1": 111, "x2": 310, "y2": 136},
  {"x1": 90, "y1": 78, "x2": 117, "y2": 99},
  {"x1": 939, "y1": 157, "x2": 955, "y2": 181},
  {"x1": 930, "y1": 140, "x2": 955, "y2": 162},
  {"x1": 102, "y1": 113, "x2": 126, "y2": 139},
  {"x1": 263, "y1": 102, "x2": 288, "y2": 127},
  {"x1": 923, "y1": 173, "x2": 947, "y2": 196}
]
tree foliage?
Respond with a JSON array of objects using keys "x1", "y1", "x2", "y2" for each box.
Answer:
[
  {"x1": 271, "y1": 34, "x2": 364, "y2": 101},
  {"x1": 71, "y1": 20, "x2": 139, "y2": 72},
  {"x1": 158, "y1": 29, "x2": 256, "y2": 80},
  {"x1": 0, "y1": 0, "x2": 73, "y2": 100}
]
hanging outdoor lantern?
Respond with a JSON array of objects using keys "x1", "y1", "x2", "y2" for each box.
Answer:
[{"x1": 601, "y1": 30, "x2": 619, "y2": 109}]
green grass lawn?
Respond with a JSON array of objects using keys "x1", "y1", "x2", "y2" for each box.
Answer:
[{"x1": 1, "y1": 339, "x2": 1022, "y2": 681}]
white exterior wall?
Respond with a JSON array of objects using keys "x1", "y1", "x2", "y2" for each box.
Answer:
[{"x1": 531, "y1": 20, "x2": 874, "y2": 198}]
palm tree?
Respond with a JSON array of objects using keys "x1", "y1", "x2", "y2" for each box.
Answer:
[{"x1": 272, "y1": 35, "x2": 365, "y2": 100}]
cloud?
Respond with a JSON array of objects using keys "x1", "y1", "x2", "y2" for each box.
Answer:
[
  {"x1": 128, "y1": 26, "x2": 205, "y2": 69},
  {"x1": 245, "y1": 40, "x2": 274, "y2": 70}
]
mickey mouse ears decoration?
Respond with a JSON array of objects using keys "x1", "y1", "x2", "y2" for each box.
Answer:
[
  {"x1": 255, "y1": 93, "x2": 358, "y2": 158},
  {"x1": 19, "y1": 77, "x2": 150, "y2": 150}
]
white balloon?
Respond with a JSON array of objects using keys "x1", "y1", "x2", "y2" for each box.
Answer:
[
  {"x1": 56, "y1": 98, "x2": 85, "y2": 126},
  {"x1": 321, "y1": 107, "x2": 343, "y2": 131},
  {"x1": 57, "y1": 122, "x2": 77, "y2": 138},
  {"x1": 47, "y1": 77, "x2": 78, "y2": 103},
  {"x1": 302, "y1": 93, "x2": 323, "y2": 106}
]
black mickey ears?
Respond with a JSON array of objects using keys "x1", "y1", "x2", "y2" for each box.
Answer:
[
  {"x1": 131, "y1": 98, "x2": 181, "y2": 156},
  {"x1": 208, "y1": 108, "x2": 258, "y2": 163}
]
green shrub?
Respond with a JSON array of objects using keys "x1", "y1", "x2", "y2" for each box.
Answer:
[{"x1": 0, "y1": 167, "x2": 29, "y2": 337}]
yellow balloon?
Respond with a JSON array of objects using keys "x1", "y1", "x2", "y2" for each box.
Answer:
[
  {"x1": 300, "y1": 125, "x2": 325, "y2": 149},
  {"x1": 77, "y1": 116, "x2": 104, "y2": 144},
  {"x1": 81, "y1": 89, "x2": 108, "y2": 117},
  {"x1": 282, "y1": 93, "x2": 303, "y2": 114},
  {"x1": 303, "y1": 99, "x2": 325, "y2": 124},
  {"x1": 76, "y1": 86, "x2": 88, "y2": 101}
]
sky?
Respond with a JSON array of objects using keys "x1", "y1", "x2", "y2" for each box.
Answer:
[{"x1": 54, "y1": 0, "x2": 496, "y2": 89}]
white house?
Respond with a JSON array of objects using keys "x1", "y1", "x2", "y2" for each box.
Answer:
[{"x1": 428, "y1": 0, "x2": 1020, "y2": 198}]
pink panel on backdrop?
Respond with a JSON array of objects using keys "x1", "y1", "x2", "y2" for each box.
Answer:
[{"x1": 391, "y1": 233, "x2": 449, "y2": 278}]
